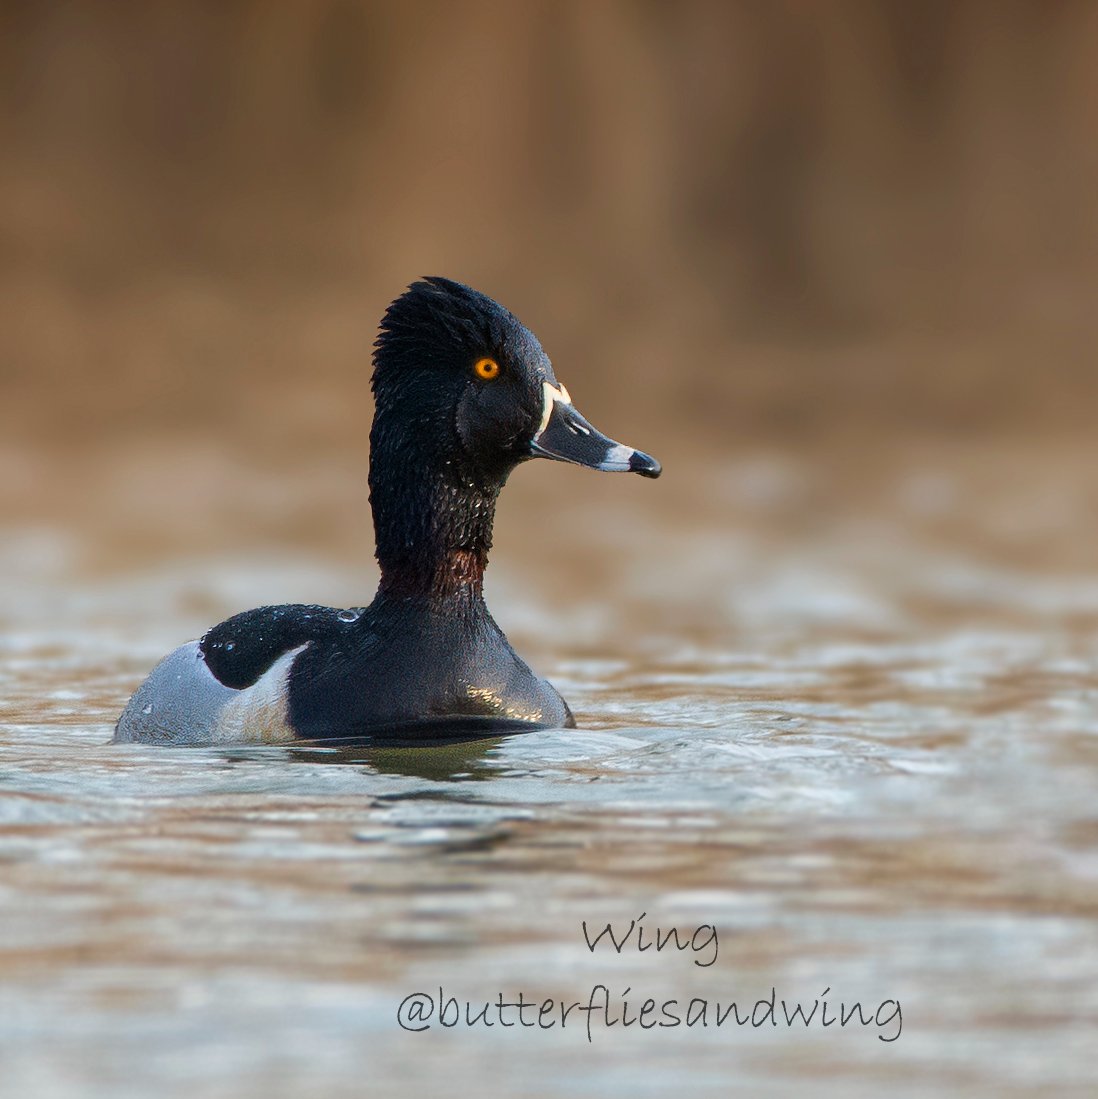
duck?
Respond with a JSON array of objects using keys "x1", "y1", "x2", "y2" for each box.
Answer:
[{"x1": 114, "y1": 277, "x2": 661, "y2": 746}]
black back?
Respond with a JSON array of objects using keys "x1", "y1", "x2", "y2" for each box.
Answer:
[{"x1": 200, "y1": 605, "x2": 364, "y2": 690}]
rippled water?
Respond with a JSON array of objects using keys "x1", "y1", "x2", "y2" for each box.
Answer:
[{"x1": 2, "y1": 448, "x2": 1096, "y2": 1098}]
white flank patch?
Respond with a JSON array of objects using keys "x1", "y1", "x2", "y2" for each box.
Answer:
[{"x1": 212, "y1": 643, "x2": 309, "y2": 744}]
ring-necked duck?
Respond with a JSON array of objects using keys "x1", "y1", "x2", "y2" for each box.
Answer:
[{"x1": 114, "y1": 277, "x2": 660, "y2": 745}]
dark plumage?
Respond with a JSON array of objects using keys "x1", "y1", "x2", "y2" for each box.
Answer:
[{"x1": 114, "y1": 278, "x2": 660, "y2": 745}]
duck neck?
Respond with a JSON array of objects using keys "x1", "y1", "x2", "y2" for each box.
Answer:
[{"x1": 369, "y1": 433, "x2": 505, "y2": 606}]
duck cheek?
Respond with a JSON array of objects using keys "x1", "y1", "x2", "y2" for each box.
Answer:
[
  {"x1": 454, "y1": 391, "x2": 516, "y2": 470},
  {"x1": 454, "y1": 388, "x2": 487, "y2": 453}
]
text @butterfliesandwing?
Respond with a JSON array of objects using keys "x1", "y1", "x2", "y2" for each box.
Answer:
[{"x1": 395, "y1": 913, "x2": 903, "y2": 1043}]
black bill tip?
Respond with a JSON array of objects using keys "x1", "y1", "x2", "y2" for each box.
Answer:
[
  {"x1": 528, "y1": 382, "x2": 662, "y2": 480},
  {"x1": 628, "y1": 450, "x2": 661, "y2": 479}
]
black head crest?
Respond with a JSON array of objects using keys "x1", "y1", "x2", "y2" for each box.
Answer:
[{"x1": 373, "y1": 277, "x2": 524, "y2": 387}]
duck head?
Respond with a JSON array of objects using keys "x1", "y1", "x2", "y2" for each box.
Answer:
[
  {"x1": 373, "y1": 277, "x2": 660, "y2": 481},
  {"x1": 369, "y1": 277, "x2": 660, "y2": 596}
]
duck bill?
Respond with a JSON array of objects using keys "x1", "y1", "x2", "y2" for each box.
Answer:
[{"x1": 528, "y1": 381, "x2": 661, "y2": 478}]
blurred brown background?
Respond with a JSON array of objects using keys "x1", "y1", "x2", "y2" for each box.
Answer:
[{"x1": 1, "y1": 1, "x2": 1095, "y2": 569}]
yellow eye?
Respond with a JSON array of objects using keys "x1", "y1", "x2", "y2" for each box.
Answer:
[{"x1": 474, "y1": 357, "x2": 500, "y2": 381}]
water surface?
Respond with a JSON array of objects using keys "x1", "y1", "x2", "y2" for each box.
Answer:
[{"x1": 2, "y1": 447, "x2": 1096, "y2": 1098}]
